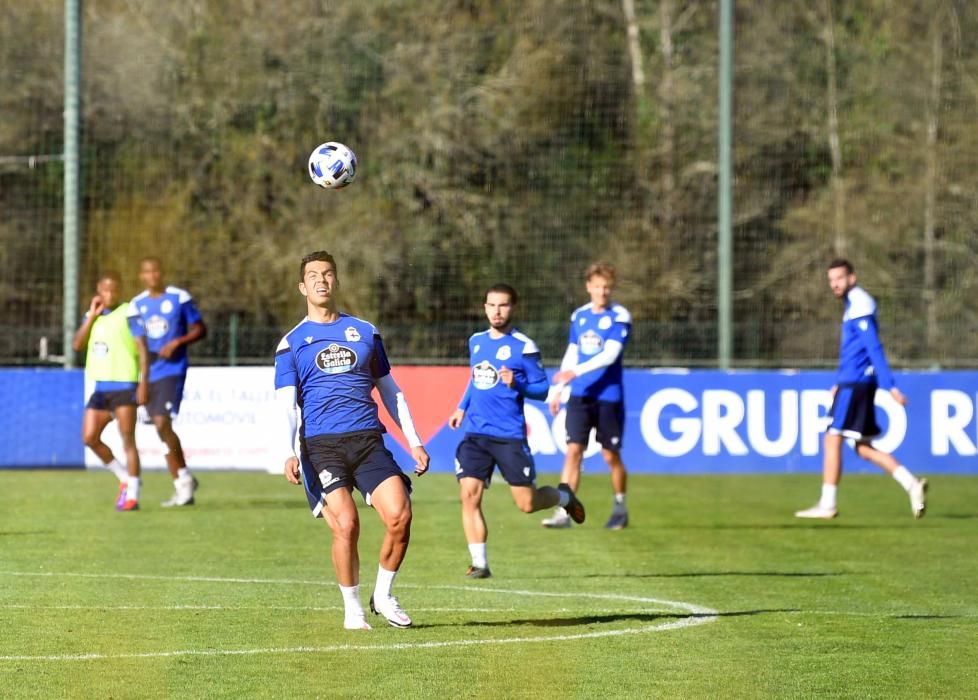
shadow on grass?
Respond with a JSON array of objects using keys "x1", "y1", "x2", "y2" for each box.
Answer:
[
  {"x1": 652, "y1": 523, "x2": 915, "y2": 530},
  {"x1": 413, "y1": 608, "x2": 800, "y2": 629},
  {"x1": 0, "y1": 530, "x2": 57, "y2": 536}
]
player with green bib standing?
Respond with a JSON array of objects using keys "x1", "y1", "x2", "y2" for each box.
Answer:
[{"x1": 73, "y1": 272, "x2": 149, "y2": 511}]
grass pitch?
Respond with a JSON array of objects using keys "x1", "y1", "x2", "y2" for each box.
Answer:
[{"x1": 1, "y1": 470, "x2": 976, "y2": 698}]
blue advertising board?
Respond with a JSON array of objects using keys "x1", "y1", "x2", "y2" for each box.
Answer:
[{"x1": 1, "y1": 368, "x2": 976, "y2": 473}]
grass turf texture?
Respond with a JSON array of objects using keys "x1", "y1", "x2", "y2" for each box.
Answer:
[{"x1": 1, "y1": 471, "x2": 976, "y2": 699}]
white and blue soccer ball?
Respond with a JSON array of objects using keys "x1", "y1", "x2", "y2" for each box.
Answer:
[{"x1": 308, "y1": 141, "x2": 358, "y2": 189}]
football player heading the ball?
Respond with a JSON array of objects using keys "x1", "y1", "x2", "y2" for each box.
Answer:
[
  {"x1": 275, "y1": 251, "x2": 430, "y2": 630},
  {"x1": 448, "y1": 284, "x2": 585, "y2": 579}
]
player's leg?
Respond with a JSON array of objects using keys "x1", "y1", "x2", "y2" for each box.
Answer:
[
  {"x1": 854, "y1": 442, "x2": 928, "y2": 518},
  {"x1": 459, "y1": 476, "x2": 492, "y2": 578},
  {"x1": 796, "y1": 431, "x2": 843, "y2": 519},
  {"x1": 510, "y1": 484, "x2": 559, "y2": 513},
  {"x1": 81, "y1": 398, "x2": 129, "y2": 506},
  {"x1": 322, "y1": 486, "x2": 369, "y2": 629},
  {"x1": 797, "y1": 385, "x2": 855, "y2": 519},
  {"x1": 150, "y1": 377, "x2": 198, "y2": 507},
  {"x1": 114, "y1": 403, "x2": 142, "y2": 510},
  {"x1": 543, "y1": 398, "x2": 589, "y2": 528},
  {"x1": 455, "y1": 436, "x2": 497, "y2": 576},
  {"x1": 367, "y1": 473, "x2": 414, "y2": 628},
  {"x1": 597, "y1": 400, "x2": 628, "y2": 529}
]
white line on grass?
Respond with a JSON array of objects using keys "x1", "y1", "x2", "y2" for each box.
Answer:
[{"x1": 0, "y1": 569, "x2": 718, "y2": 662}]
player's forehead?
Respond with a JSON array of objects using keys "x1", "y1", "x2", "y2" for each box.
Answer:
[
  {"x1": 140, "y1": 259, "x2": 161, "y2": 272},
  {"x1": 827, "y1": 266, "x2": 849, "y2": 279},
  {"x1": 97, "y1": 277, "x2": 118, "y2": 290},
  {"x1": 485, "y1": 291, "x2": 513, "y2": 305},
  {"x1": 303, "y1": 260, "x2": 335, "y2": 275},
  {"x1": 587, "y1": 274, "x2": 611, "y2": 286}
]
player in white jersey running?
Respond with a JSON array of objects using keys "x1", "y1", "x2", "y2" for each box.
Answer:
[
  {"x1": 544, "y1": 262, "x2": 632, "y2": 530},
  {"x1": 276, "y1": 251, "x2": 430, "y2": 630},
  {"x1": 448, "y1": 284, "x2": 585, "y2": 578},
  {"x1": 795, "y1": 259, "x2": 928, "y2": 520}
]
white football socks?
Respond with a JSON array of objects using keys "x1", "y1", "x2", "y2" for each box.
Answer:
[
  {"x1": 468, "y1": 543, "x2": 488, "y2": 569},
  {"x1": 339, "y1": 583, "x2": 364, "y2": 617},
  {"x1": 125, "y1": 477, "x2": 141, "y2": 502},
  {"x1": 373, "y1": 566, "x2": 397, "y2": 602},
  {"x1": 819, "y1": 483, "x2": 838, "y2": 510},
  {"x1": 105, "y1": 459, "x2": 129, "y2": 483},
  {"x1": 891, "y1": 466, "x2": 916, "y2": 492}
]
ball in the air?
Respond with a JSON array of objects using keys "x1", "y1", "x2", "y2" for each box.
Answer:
[{"x1": 308, "y1": 141, "x2": 357, "y2": 189}]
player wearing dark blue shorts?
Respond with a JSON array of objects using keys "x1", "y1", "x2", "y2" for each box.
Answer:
[
  {"x1": 128, "y1": 257, "x2": 207, "y2": 507},
  {"x1": 796, "y1": 259, "x2": 928, "y2": 520},
  {"x1": 73, "y1": 272, "x2": 149, "y2": 511},
  {"x1": 546, "y1": 262, "x2": 632, "y2": 530},
  {"x1": 448, "y1": 284, "x2": 585, "y2": 578},
  {"x1": 277, "y1": 251, "x2": 430, "y2": 630}
]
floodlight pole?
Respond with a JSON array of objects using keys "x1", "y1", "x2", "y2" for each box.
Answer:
[
  {"x1": 717, "y1": 0, "x2": 734, "y2": 369},
  {"x1": 63, "y1": 0, "x2": 82, "y2": 368}
]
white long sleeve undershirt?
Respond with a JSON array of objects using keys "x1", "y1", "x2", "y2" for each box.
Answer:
[{"x1": 374, "y1": 373, "x2": 424, "y2": 448}]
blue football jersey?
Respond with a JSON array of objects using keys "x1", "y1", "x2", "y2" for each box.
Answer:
[
  {"x1": 567, "y1": 302, "x2": 631, "y2": 402},
  {"x1": 458, "y1": 328, "x2": 548, "y2": 440},
  {"x1": 836, "y1": 286, "x2": 895, "y2": 389},
  {"x1": 128, "y1": 286, "x2": 203, "y2": 380},
  {"x1": 274, "y1": 314, "x2": 392, "y2": 439}
]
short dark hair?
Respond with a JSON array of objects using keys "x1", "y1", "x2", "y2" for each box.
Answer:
[
  {"x1": 300, "y1": 250, "x2": 337, "y2": 281},
  {"x1": 96, "y1": 270, "x2": 121, "y2": 285},
  {"x1": 485, "y1": 283, "x2": 518, "y2": 305},
  {"x1": 828, "y1": 258, "x2": 853, "y2": 274},
  {"x1": 585, "y1": 262, "x2": 616, "y2": 284}
]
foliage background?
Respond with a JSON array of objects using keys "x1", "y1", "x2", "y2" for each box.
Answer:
[{"x1": 1, "y1": 0, "x2": 976, "y2": 365}]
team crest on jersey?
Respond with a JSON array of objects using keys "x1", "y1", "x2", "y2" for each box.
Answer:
[
  {"x1": 344, "y1": 326, "x2": 361, "y2": 342},
  {"x1": 315, "y1": 343, "x2": 358, "y2": 374},
  {"x1": 472, "y1": 360, "x2": 499, "y2": 390},
  {"x1": 160, "y1": 299, "x2": 174, "y2": 314},
  {"x1": 495, "y1": 345, "x2": 512, "y2": 361},
  {"x1": 145, "y1": 315, "x2": 169, "y2": 340},
  {"x1": 579, "y1": 329, "x2": 603, "y2": 356},
  {"x1": 598, "y1": 316, "x2": 612, "y2": 330}
]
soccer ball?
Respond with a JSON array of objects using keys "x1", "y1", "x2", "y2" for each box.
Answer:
[{"x1": 308, "y1": 141, "x2": 358, "y2": 189}]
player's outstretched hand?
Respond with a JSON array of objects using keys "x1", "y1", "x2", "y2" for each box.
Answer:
[
  {"x1": 411, "y1": 446, "x2": 430, "y2": 477},
  {"x1": 284, "y1": 456, "x2": 301, "y2": 484},
  {"x1": 890, "y1": 387, "x2": 909, "y2": 406},
  {"x1": 448, "y1": 409, "x2": 465, "y2": 430}
]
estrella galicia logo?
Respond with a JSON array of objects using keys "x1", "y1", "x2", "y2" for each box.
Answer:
[
  {"x1": 145, "y1": 315, "x2": 169, "y2": 340},
  {"x1": 315, "y1": 343, "x2": 357, "y2": 374},
  {"x1": 472, "y1": 360, "x2": 499, "y2": 390},
  {"x1": 579, "y1": 329, "x2": 604, "y2": 356}
]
